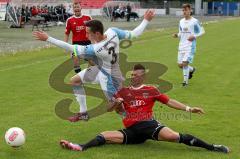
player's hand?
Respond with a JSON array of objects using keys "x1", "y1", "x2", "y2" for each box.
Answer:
[
  {"x1": 144, "y1": 9, "x2": 155, "y2": 22},
  {"x1": 191, "y1": 107, "x2": 205, "y2": 114},
  {"x1": 33, "y1": 31, "x2": 49, "y2": 41},
  {"x1": 173, "y1": 33, "x2": 178, "y2": 38},
  {"x1": 107, "y1": 98, "x2": 124, "y2": 112},
  {"x1": 188, "y1": 35, "x2": 196, "y2": 42}
]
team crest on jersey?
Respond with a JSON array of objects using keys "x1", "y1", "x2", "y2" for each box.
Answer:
[
  {"x1": 143, "y1": 92, "x2": 149, "y2": 98},
  {"x1": 183, "y1": 27, "x2": 188, "y2": 31}
]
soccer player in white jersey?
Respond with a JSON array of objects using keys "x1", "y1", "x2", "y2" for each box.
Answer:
[
  {"x1": 173, "y1": 4, "x2": 205, "y2": 87},
  {"x1": 33, "y1": 10, "x2": 155, "y2": 122}
]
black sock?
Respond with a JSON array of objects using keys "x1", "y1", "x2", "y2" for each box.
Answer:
[
  {"x1": 82, "y1": 134, "x2": 106, "y2": 151},
  {"x1": 179, "y1": 133, "x2": 214, "y2": 150},
  {"x1": 74, "y1": 66, "x2": 81, "y2": 73}
]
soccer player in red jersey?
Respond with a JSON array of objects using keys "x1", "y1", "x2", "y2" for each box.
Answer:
[
  {"x1": 64, "y1": 2, "x2": 93, "y2": 73},
  {"x1": 59, "y1": 64, "x2": 230, "y2": 154}
]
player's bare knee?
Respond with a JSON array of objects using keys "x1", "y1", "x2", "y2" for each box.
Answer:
[
  {"x1": 165, "y1": 133, "x2": 180, "y2": 142},
  {"x1": 70, "y1": 76, "x2": 82, "y2": 86},
  {"x1": 159, "y1": 128, "x2": 180, "y2": 142},
  {"x1": 100, "y1": 131, "x2": 119, "y2": 142},
  {"x1": 100, "y1": 131, "x2": 111, "y2": 140},
  {"x1": 70, "y1": 77, "x2": 77, "y2": 86}
]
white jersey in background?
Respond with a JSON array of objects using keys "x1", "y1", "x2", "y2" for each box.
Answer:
[{"x1": 178, "y1": 17, "x2": 205, "y2": 53}]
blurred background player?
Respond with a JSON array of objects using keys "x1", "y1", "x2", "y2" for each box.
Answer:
[
  {"x1": 59, "y1": 64, "x2": 229, "y2": 154},
  {"x1": 65, "y1": 1, "x2": 93, "y2": 74},
  {"x1": 173, "y1": 4, "x2": 205, "y2": 87}
]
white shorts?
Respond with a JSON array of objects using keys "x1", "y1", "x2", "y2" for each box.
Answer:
[
  {"x1": 177, "y1": 50, "x2": 195, "y2": 64},
  {"x1": 77, "y1": 66, "x2": 123, "y2": 100}
]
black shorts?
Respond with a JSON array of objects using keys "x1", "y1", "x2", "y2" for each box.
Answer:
[
  {"x1": 72, "y1": 41, "x2": 91, "y2": 45},
  {"x1": 72, "y1": 41, "x2": 91, "y2": 60},
  {"x1": 119, "y1": 120, "x2": 165, "y2": 144}
]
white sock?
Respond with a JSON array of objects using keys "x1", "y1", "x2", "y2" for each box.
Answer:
[
  {"x1": 73, "y1": 85, "x2": 87, "y2": 113},
  {"x1": 183, "y1": 66, "x2": 189, "y2": 84},
  {"x1": 188, "y1": 65, "x2": 194, "y2": 72}
]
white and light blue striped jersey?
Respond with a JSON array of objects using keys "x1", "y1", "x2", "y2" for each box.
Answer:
[
  {"x1": 73, "y1": 27, "x2": 133, "y2": 77},
  {"x1": 178, "y1": 17, "x2": 205, "y2": 52}
]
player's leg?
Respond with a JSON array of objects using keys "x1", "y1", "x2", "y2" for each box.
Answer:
[
  {"x1": 77, "y1": 131, "x2": 124, "y2": 151},
  {"x1": 72, "y1": 55, "x2": 81, "y2": 73},
  {"x1": 157, "y1": 127, "x2": 230, "y2": 153},
  {"x1": 178, "y1": 51, "x2": 188, "y2": 86},
  {"x1": 180, "y1": 51, "x2": 195, "y2": 86},
  {"x1": 60, "y1": 131, "x2": 124, "y2": 151},
  {"x1": 182, "y1": 50, "x2": 196, "y2": 82},
  {"x1": 70, "y1": 51, "x2": 82, "y2": 73},
  {"x1": 69, "y1": 66, "x2": 100, "y2": 122},
  {"x1": 182, "y1": 61, "x2": 190, "y2": 86},
  {"x1": 187, "y1": 52, "x2": 195, "y2": 80},
  {"x1": 69, "y1": 72, "x2": 88, "y2": 121}
]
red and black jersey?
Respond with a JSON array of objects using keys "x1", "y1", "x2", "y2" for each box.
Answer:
[
  {"x1": 65, "y1": 15, "x2": 92, "y2": 43},
  {"x1": 114, "y1": 85, "x2": 169, "y2": 128}
]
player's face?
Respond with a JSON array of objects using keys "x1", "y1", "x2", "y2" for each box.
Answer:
[
  {"x1": 183, "y1": 7, "x2": 191, "y2": 18},
  {"x1": 131, "y1": 70, "x2": 145, "y2": 86},
  {"x1": 73, "y1": 3, "x2": 81, "y2": 16},
  {"x1": 86, "y1": 27, "x2": 100, "y2": 43},
  {"x1": 86, "y1": 27, "x2": 95, "y2": 42}
]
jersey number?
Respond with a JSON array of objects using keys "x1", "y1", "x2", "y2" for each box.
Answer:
[{"x1": 108, "y1": 47, "x2": 117, "y2": 64}]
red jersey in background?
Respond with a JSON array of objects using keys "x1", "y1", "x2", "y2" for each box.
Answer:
[{"x1": 65, "y1": 15, "x2": 92, "y2": 43}]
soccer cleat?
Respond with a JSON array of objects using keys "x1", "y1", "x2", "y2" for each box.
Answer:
[
  {"x1": 60, "y1": 140, "x2": 83, "y2": 151},
  {"x1": 68, "y1": 112, "x2": 89, "y2": 122},
  {"x1": 182, "y1": 82, "x2": 188, "y2": 87},
  {"x1": 213, "y1": 144, "x2": 230, "y2": 153},
  {"x1": 189, "y1": 67, "x2": 196, "y2": 79}
]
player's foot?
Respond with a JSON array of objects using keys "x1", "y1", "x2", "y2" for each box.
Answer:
[
  {"x1": 60, "y1": 140, "x2": 83, "y2": 151},
  {"x1": 182, "y1": 82, "x2": 188, "y2": 87},
  {"x1": 68, "y1": 112, "x2": 89, "y2": 122},
  {"x1": 213, "y1": 144, "x2": 230, "y2": 153},
  {"x1": 189, "y1": 67, "x2": 196, "y2": 79}
]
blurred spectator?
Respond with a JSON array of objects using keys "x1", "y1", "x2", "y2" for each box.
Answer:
[
  {"x1": 126, "y1": 3, "x2": 131, "y2": 22},
  {"x1": 31, "y1": 6, "x2": 38, "y2": 16}
]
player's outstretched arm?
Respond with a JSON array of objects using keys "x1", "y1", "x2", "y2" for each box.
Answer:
[
  {"x1": 33, "y1": 31, "x2": 75, "y2": 53},
  {"x1": 130, "y1": 9, "x2": 155, "y2": 38},
  {"x1": 112, "y1": 9, "x2": 155, "y2": 40},
  {"x1": 166, "y1": 99, "x2": 205, "y2": 114}
]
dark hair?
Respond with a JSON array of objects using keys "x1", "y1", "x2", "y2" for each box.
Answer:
[
  {"x1": 182, "y1": 3, "x2": 191, "y2": 9},
  {"x1": 133, "y1": 64, "x2": 145, "y2": 71},
  {"x1": 85, "y1": 20, "x2": 104, "y2": 35}
]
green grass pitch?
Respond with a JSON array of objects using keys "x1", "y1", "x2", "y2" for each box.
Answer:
[{"x1": 0, "y1": 18, "x2": 240, "y2": 159}]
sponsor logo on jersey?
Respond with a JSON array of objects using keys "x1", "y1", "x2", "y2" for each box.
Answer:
[
  {"x1": 130, "y1": 100, "x2": 146, "y2": 107},
  {"x1": 76, "y1": 26, "x2": 85, "y2": 31}
]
